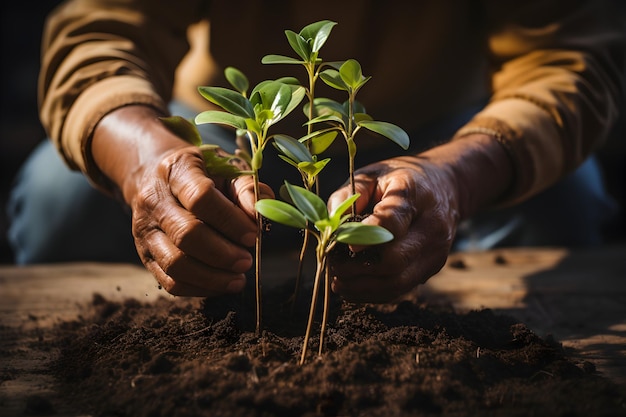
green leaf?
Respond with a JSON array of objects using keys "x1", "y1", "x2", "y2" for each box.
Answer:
[
  {"x1": 284, "y1": 182, "x2": 328, "y2": 224},
  {"x1": 339, "y1": 59, "x2": 363, "y2": 90},
  {"x1": 195, "y1": 111, "x2": 247, "y2": 130},
  {"x1": 224, "y1": 67, "x2": 249, "y2": 95},
  {"x1": 276, "y1": 76, "x2": 302, "y2": 86},
  {"x1": 159, "y1": 115, "x2": 202, "y2": 147},
  {"x1": 319, "y1": 69, "x2": 348, "y2": 91},
  {"x1": 347, "y1": 137, "x2": 357, "y2": 158},
  {"x1": 251, "y1": 147, "x2": 263, "y2": 170},
  {"x1": 306, "y1": 130, "x2": 338, "y2": 155},
  {"x1": 244, "y1": 118, "x2": 262, "y2": 136},
  {"x1": 268, "y1": 83, "x2": 293, "y2": 121},
  {"x1": 336, "y1": 223, "x2": 394, "y2": 245},
  {"x1": 354, "y1": 113, "x2": 373, "y2": 124},
  {"x1": 251, "y1": 81, "x2": 304, "y2": 126},
  {"x1": 199, "y1": 145, "x2": 244, "y2": 180},
  {"x1": 197, "y1": 86, "x2": 255, "y2": 118},
  {"x1": 309, "y1": 97, "x2": 347, "y2": 119},
  {"x1": 285, "y1": 30, "x2": 311, "y2": 61},
  {"x1": 277, "y1": 154, "x2": 300, "y2": 169},
  {"x1": 329, "y1": 193, "x2": 360, "y2": 223},
  {"x1": 281, "y1": 85, "x2": 306, "y2": 122},
  {"x1": 261, "y1": 54, "x2": 304, "y2": 65},
  {"x1": 358, "y1": 120, "x2": 410, "y2": 150},
  {"x1": 273, "y1": 135, "x2": 313, "y2": 163},
  {"x1": 278, "y1": 184, "x2": 293, "y2": 205},
  {"x1": 255, "y1": 199, "x2": 307, "y2": 229},
  {"x1": 305, "y1": 114, "x2": 345, "y2": 128},
  {"x1": 298, "y1": 158, "x2": 330, "y2": 178},
  {"x1": 299, "y1": 20, "x2": 337, "y2": 53}
]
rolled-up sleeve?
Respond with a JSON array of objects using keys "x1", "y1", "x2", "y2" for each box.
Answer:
[
  {"x1": 454, "y1": 0, "x2": 625, "y2": 206},
  {"x1": 38, "y1": 0, "x2": 207, "y2": 186}
]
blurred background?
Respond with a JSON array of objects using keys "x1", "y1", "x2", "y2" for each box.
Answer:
[{"x1": 1, "y1": 2, "x2": 624, "y2": 264}]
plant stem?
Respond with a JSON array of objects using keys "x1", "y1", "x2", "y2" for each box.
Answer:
[
  {"x1": 318, "y1": 260, "x2": 330, "y2": 358},
  {"x1": 253, "y1": 170, "x2": 263, "y2": 336},
  {"x1": 290, "y1": 228, "x2": 310, "y2": 312},
  {"x1": 299, "y1": 248, "x2": 325, "y2": 365},
  {"x1": 347, "y1": 94, "x2": 357, "y2": 216},
  {"x1": 292, "y1": 61, "x2": 319, "y2": 310}
]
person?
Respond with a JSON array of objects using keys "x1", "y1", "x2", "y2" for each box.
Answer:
[{"x1": 7, "y1": 0, "x2": 625, "y2": 302}]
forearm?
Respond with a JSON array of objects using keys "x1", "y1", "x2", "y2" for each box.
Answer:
[
  {"x1": 476, "y1": 0, "x2": 625, "y2": 204},
  {"x1": 416, "y1": 133, "x2": 513, "y2": 221},
  {"x1": 91, "y1": 105, "x2": 193, "y2": 204},
  {"x1": 39, "y1": 0, "x2": 204, "y2": 184}
]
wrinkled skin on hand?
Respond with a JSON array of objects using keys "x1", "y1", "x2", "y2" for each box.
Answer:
[
  {"x1": 92, "y1": 105, "x2": 274, "y2": 297},
  {"x1": 129, "y1": 146, "x2": 273, "y2": 296},
  {"x1": 326, "y1": 134, "x2": 513, "y2": 304},
  {"x1": 327, "y1": 156, "x2": 460, "y2": 303}
]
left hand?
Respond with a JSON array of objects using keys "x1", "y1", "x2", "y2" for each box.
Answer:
[
  {"x1": 326, "y1": 134, "x2": 513, "y2": 303},
  {"x1": 327, "y1": 155, "x2": 460, "y2": 303}
]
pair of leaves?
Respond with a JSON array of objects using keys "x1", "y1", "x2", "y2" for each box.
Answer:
[
  {"x1": 273, "y1": 135, "x2": 331, "y2": 188},
  {"x1": 319, "y1": 59, "x2": 371, "y2": 95},
  {"x1": 261, "y1": 20, "x2": 337, "y2": 65},
  {"x1": 305, "y1": 98, "x2": 410, "y2": 151},
  {"x1": 255, "y1": 182, "x2": 393, "y2": 246},
  {"x1": 196, "y1": 69, "x2": 306, "y2": 137}
]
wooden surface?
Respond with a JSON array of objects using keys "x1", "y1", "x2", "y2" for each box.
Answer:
[{"x1": 1, "y1": 245, "x2": 625, "y2": 415}]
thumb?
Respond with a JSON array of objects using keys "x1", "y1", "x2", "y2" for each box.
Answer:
[{"x1": 231, "y1": 175, "x2": 275, "y2": 218}]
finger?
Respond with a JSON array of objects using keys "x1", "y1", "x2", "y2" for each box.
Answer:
[
  {"x1": 361, "y1": 172, "x2": 421, "y2": 240},
  {"x1": 170, "y1": 165, "x2": 258, "y2": 248},
  {"x1": 327, "y1": 173, "x2": 377, "y2": 215},
  {"x1": 138, "y1": 227, "x2": 247, "y2": 297},
  {"x1": 157, "y1": 201, "x2": 253, "y2": 272},
  {"x1": 231, "y1": 175, "x2": 274, "y2": 218}
]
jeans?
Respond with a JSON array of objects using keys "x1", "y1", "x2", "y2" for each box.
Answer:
[{"x1": 7, "y1": 101, "x2": 619, "y2": 263}]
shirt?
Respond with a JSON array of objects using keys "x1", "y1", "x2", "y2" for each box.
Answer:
[{"x1": 38, "y1": 0, "x2": 625, "y2": 205}]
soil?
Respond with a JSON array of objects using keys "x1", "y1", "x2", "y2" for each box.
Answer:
[{"x1": 9, "y1": 271, "x2": 623, "y2": 417}]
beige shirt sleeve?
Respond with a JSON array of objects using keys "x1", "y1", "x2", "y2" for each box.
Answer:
[
  {"x1": 38, "y1": 0, "x2": 207, "y2": 188},
  {"x1": 455, "y1": 0, "x2": 625, "y2": 206},
  {"x1": 39, "y1": 0, "x2": 624, "y2": 206}
]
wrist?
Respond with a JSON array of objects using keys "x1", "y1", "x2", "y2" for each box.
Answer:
[{"x1": 419, "y1": 133, "x2": 513, "y2": 220}]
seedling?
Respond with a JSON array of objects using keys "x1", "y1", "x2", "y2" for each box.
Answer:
[
  {"x1": 194, "y1": 68, "x2": 306, "y2": 334},
  {"x1": 308, "y1": 58, "x2": 410, "y2": 215},
  {"x1": 174, "y1": 19, "x2": 410, "y2": 364},
  {"x1": 262, "y1": 20, "x2": 340, "y2": 305},
  {"x1": 255, "y1": 181, "x2": 393, "y2": 364}
]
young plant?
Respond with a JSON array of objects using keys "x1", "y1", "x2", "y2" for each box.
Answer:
[
  {"x1": 262, "y1": 20, "x2": 341, "y2": 306},
  {"x1": 255, "y1": 181, "x2": 393, "y2": 364},
  {"x1": 308, "y1": 59, "x2": 410, "y2": 215},
  {"x1": 261, "y1": 19, "x2": 341, "y2": 167},
  {"x1": 194, "y1": 67, "x2": 306, "y2": 334}
]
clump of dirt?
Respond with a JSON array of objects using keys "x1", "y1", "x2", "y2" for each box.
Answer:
[{"x1": 38, "y1": 282, "x2": 625, "y2": 417}]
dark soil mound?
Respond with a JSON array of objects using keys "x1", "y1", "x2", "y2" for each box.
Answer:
[{"x1": 42, "y1": 283, "x2": 625, "y2": 417}]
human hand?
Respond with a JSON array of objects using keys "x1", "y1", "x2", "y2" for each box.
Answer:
[
  {"x1": 92, "y1": 105, "x2": 274, "y2": 297},
  {"x1": 128, "y1": 145, "x2": 274, "y2": 296},
  {"x1": 326, "y1": 134, "x2": 513, "y2": 303},
  {"x1": 327, "y1": 156, "x2": 459, "y2": 303}
]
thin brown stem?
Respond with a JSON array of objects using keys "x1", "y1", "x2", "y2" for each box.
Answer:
[
  {"x1": 290, "y1": 228, "x2": 310, "y2": 313},
  {"x1": 299, "y1": 251, "x2": 325, "y2": 365},
  {"x1": 253, "y1": 170, "x2": 263, "y2": 336},
  {"x1": 318, "y1": 259, "x2": 330, "y2": 358}
]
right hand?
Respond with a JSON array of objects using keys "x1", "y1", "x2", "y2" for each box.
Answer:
[{"x1": 92, "y1": 105, "x2": 274, "y2": 296}]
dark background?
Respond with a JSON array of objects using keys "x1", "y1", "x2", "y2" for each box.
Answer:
[{"x1": 1, "y1": 2, "x2": 624, "y2": 264}]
